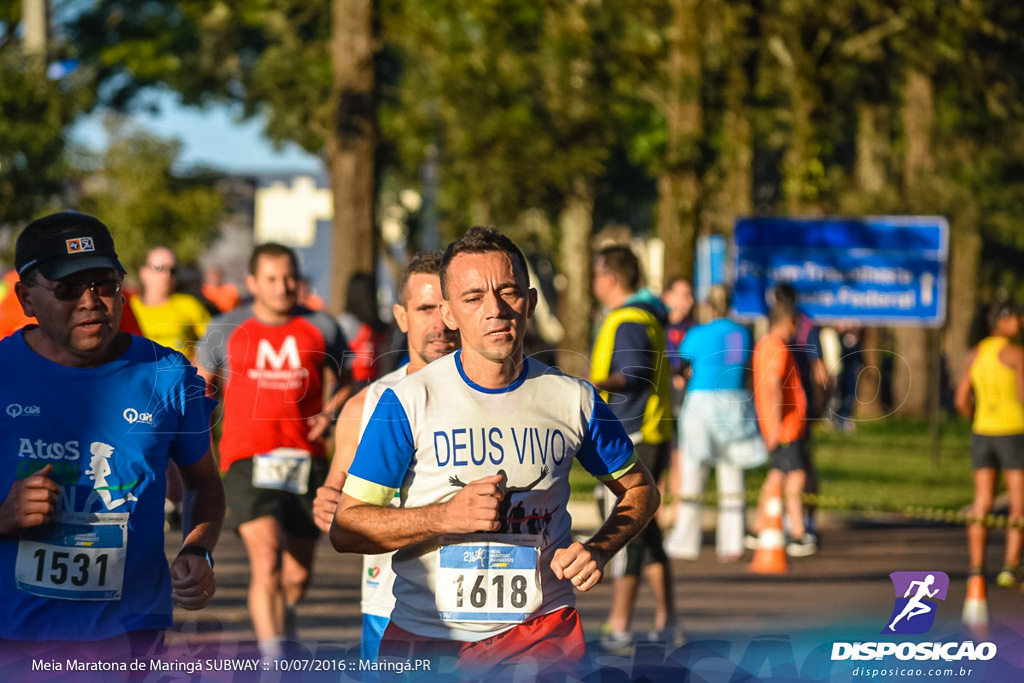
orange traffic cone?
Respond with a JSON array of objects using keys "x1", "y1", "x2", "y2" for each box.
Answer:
[
  {"x1": 962, "y1": 574, "x2": 989, "y2": 636},
  {"x1": 749, "y1": 479, "x2": 788, "y2": 574}
]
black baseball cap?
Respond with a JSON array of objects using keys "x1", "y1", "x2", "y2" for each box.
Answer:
[{"x1": 15, "y1": 211, "x2": 126, "y2": 280}]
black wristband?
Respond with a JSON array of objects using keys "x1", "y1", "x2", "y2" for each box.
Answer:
[{"x1": 177, "y1": 545, "x2": 214, "y2": 568}]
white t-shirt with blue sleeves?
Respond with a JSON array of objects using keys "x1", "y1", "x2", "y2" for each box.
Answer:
[
  {"x1": 357, "y1": 364, "x2": 408, "y2": 619},
  {"x1": 344, "y1": 350, "x2": 636, "y2": 641}
]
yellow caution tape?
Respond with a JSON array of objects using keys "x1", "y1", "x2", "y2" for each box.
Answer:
[{"x1": 573, "y1": 489, "x2": 1024, "y2": 529}]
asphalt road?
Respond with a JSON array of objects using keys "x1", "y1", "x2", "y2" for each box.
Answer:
[{"x1": 154, "y1": 507, "x2": 1024, "y2": 681}]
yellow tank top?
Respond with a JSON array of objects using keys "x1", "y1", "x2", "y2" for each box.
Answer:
[
  {"x1": 970, "y1": 336, "x2": 1024, "y2": 435},
  {"x1": 129, "y1": 293, "x2": 211, "y2": 357}
]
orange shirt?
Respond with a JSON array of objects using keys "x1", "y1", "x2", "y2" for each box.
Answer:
[
  {"x1": 753, "y1": 332, "x2": 807, "y2": 445},
  {"x1": 0, "y1": 270, "x2": 30, "y2": 338},
  {"x1": 0, "y1": 270, "x2": 142, "y2": 337},
  {"x1": 202, "y1": 282, "x2": 240, "y2": 313}
]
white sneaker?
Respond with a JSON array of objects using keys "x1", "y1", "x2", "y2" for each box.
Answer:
[
  {"x1": 599, "y1": 629, "x2": 633, "y2": 655},
  {"x1": 665, "y1": 535, "x2": 701, "y2": 560},
  {"x1": 645, "y1": 623, "x2": 687, "y2": 648},
  {"x1": 786, "y1": 532, "x2": 818, "y2": 557}
]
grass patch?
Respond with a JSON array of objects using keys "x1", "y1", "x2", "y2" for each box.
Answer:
[
  {"x1": 810, "y1": 417, "x2": 974, "y2": 513},
  {"x1": 570, "y1": 417, "x2": 979, "y2": 515}
]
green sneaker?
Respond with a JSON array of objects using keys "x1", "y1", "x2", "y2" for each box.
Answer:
[{"x1": 996, "y1": 566, "x2": 1023, "y2": 589}]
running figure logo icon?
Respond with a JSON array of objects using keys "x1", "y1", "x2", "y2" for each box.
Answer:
[{"x1": 883, "y1": 571, "x2": 949, "y2": 635}]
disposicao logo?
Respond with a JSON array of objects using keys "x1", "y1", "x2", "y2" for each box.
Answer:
[
  {"x1": 831, "y1": 570, "x2": 998, "y2": 663},
  {"x1": 884, "y1": 571, "x2": 948, "y2": 635}
]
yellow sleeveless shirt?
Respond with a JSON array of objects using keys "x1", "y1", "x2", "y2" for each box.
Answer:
[
  {"x1": 590, "y1": 306, "x2": 673, "y2": 445},
  {"x1": 969, "y1": 336, "x2": 1024, "y2": 435}
]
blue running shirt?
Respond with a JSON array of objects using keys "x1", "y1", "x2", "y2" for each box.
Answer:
[
  {"x1": 0, "y1": 332, "x2": 215, "y2": 641},
  {"x1": 679, "y1": 319, "x2": 752, "y2": 392}
]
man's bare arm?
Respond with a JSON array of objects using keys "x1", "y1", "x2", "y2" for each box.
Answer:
[
  {"x1": 330, "y1": 473, "x2": 507, "y2": 554},
  {"x1": 322, "y1": 365, "x2": 354, "y2": 418},
  {"x1": 765, "y1": 371, "x2": 784, "y2": 450},
  {"x1": 178, "y1": 451, "x2": 225, "y2": 554},
  {"x1": 309, "y1": 367, "x2": 354, "y2": 442},
  {"x1": 172, "y1": 451, "x2": 225, "y2": 610},
  {"x1": 312, "y1": 388, "x2": 369, "y2": 533},
  {"x1": 549, "y1": 462, "x2": 659, "y2": 592},
  {"x1": 593, "y1": 372, "x2": 630, "y2": 393}
]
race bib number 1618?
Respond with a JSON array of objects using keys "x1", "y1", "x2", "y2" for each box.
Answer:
[{"x1": 435, "y1": 534, "x2": 542, "y2": 623}]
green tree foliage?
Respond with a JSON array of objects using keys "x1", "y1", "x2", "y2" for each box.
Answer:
[
  {"x1": 381, "y1": 0, "x2": 610, "y2": 235},
  {"x1": 68, "y1": 1, "x2": 374, "y2": 312},
  {"x1": 70, "y1": 1, "x2": 332, "y2": 155},
  {"x1": 380, "y1": 0, "x2": 623, "y2": 371},
  {"x1": 0, "y1": 5, "x2": 94, "y2": 230},
  {"x1": 63, "y1": 0, "x2": 1024, "y2": 382},
  {"x1": 76, "y1": 124, "x2": 224, "y2": 271}
]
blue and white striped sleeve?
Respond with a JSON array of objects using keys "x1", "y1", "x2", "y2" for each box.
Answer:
[{"x1": 343, "y1": 388, "x2": 415, "y2": 506}]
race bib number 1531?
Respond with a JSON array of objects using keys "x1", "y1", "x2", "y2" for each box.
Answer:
[{"x1": 15, "y1": 512, "x2": 128, "y2": 601}]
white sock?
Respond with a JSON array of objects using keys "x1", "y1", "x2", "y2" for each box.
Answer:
[{"x1": 259, "y1": 637, "x2": 284, "y2": 661}]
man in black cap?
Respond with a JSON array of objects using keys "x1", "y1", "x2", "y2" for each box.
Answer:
[{"x1": 0, "y1": 211, "x2": 225, "y2": 657}]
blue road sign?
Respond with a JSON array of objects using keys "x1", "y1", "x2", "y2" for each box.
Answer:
[
  {"x1": 695, "y1": 235, "x2": 727, "y2": 304},
  {"x1": 732, "y1": 216, "x2": 948, "y2": 326}
]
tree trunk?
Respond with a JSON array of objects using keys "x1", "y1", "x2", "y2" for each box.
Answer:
[
  {"x1": 22, "y1": 0, "x2": 48, "y2": 55},
  {"x1": 854, "y1": 103, "x2": 888, "y2": 196},
  {"x1": 769, "y1": 0, "x2": 818, "y2": 217},
  {"x1": 891, "y1": 327, "x2": 932, "y2": 416},
  {"x1": 780, "y1": 90, "x2": 815, "y2": 215},
  {"x1": 942, "y1": 223, "x2": 981, "y2": 383},
  {"x1": 850, "y1": 103, "x2": 890, "y2": 419},
  {"x1": 902, "y1": 69, "x2": 935, "y2": 195},
  {"x1": 703, "y1": 0, "x2": 752, "y2": 241},
  {"x1": 856, "y1": 327, "x2": 884, "y2": 419},
  {"x1": 892, "y1": 67, "x2": 935, "y2": 417},
  {"x1": 556, "y1": 179, "x2": 594, "y2": 379},
  {"x1": 717, "y1": 108, "x2": 753, "y2": 234},
  {"x1": 658, "y1": 0, "x2": 702, "y2": 281},
  {"x1": 657, "y1": 172, "x2": 699, "y2": 282},
  {"x1": 328, "y1": 0, "x2": 377, "y2": 316}
]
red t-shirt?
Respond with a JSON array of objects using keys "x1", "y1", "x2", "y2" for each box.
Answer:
[
  {"x1": 197, "y1": 306, "x2": 349, "y2": 470},
  {"x1": 348, "y1": 322, "x2": 391, "y2": 383}
]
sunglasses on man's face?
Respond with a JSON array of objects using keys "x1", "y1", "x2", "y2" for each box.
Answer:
[{"x1": 30, "y1": 276, "x2": 124, "y2": 301}]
